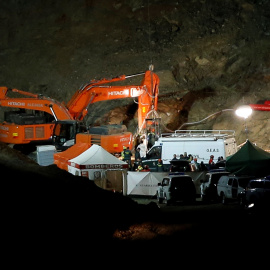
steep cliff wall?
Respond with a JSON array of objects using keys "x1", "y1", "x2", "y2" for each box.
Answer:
[{"x1": 0, "y1": 0, "x2": 269, "y2": 149}]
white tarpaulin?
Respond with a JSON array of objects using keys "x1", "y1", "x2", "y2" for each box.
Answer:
[
  {"x1": 127, "y1": 171, "x2": 206, "y2": 196},
  {"x1": 127, "y1": 172, "x2": 168, "y2": 196},
  {"x1": 67, "y1": 144, "x2": 129, "y2": 194}
]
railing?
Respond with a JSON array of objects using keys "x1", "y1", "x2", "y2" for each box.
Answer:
[{"x1": 160, "y1": 130, "x2": 236, "y2": 139}]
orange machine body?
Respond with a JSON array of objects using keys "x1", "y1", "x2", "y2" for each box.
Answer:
[{"x1": 0, "y1": 69, "x2": 159, "y2": 156}]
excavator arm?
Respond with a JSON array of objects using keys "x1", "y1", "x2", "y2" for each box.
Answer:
[
  {"x1": 52, "y1": 67, "x2": 160, "y2": 155},
  {"x1": 137, "y1": 69, "x2": 160, "y2": 131},
  {"x1": 0, "y1": 87, "x2": 73, "y2": 120},
  {"x1": 66, "y1": 69, "x2": 160, "y2": 130},
  {"x1": 0, "y1": 68, "x2": 159, "y2": 130}
]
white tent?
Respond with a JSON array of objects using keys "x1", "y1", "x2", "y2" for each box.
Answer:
[
  {"x1": 127, "y1": 171, "x2": 168, "y2": 196},
  {"x1": 68, "y1": 144, "x2": 129, "y2": 194}
]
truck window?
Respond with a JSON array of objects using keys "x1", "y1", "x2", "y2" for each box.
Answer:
[
  {"x1": 162, "y1": 178, "x2": 169, "y2": 186},
  {"x1": 171, "y1": 177, "x2": 193, "y2": 188},
  {"x1": 211, "y1": 174, "x2": 221, "y2": 184},
  {"x1": 238, "y1": 177, "x2": 253, "y2": 188},
  {"x1": 205, "y1": 175, "x2": 210, "y2": 183},
  {"x1": 250, "y1": 181, "x2": 263, "y2": 188},
  {"x1": 147, "y1": 146, "x2": 161, "y2": 159}
]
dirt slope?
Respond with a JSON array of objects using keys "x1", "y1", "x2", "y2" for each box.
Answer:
[
  {"x1": 1, "y1": 2, "x2": 270, "y2": 262},
  {"x1": 0, "y1": 0, "x2": 269, "y2": 149}
]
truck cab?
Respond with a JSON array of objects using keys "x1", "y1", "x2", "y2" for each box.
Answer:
[
  {"x1": 142, "y1": 146, "x2": 163, "y2": 171},
  {"x1": 52, "y1": 120, "x2": 85, "y2": 151}
]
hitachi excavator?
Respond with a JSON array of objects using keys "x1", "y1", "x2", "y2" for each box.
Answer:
[
  {"x1": 0, "y1": 66, "x2": 160, "y2": 155},
  {"x1": 0, "y1": 87, "x2": 74, "y2": 152},
  {"x1": 52, "y1": 66, "x2": 160, "y2": 154}
]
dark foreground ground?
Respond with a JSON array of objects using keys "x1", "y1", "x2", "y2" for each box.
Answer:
[
  {"x1": 3, "y1": 175, "x2": 269, "y2": 266},
  {"x1": 1, "y1": 142, "x2": 269, "y2": 266},
  {"x1": 111, "y1": 199, "x2": 269, "y2": 269},
  {"x1": 115, "y1": 197, "x2": 270, "y2": 245}
]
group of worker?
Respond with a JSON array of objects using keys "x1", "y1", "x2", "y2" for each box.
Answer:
[
  {"x1": 121, "y1": 145, "x2": 226, "y2": 172},
  {"x1": 120, "y1": 145, "x2": 151, "y2": 171},
  {"x1": 171, "y1": 152, "x2": 225, "y2": 171},
  {"x1": 171, "y1": 152, "x2": 200, "y2": 171},
  {"x1": 120, "y1": 128, "x2": 157, "y2": 171},
  {"x1": 120, "y1": 127, "x2": 161, "y2": 171}
]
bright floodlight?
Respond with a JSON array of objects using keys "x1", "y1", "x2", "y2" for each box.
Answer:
[{"x1": 235, "y1": 105, "x2": 253, "y2": 119}]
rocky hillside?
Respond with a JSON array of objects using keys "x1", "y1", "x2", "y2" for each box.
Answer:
[{"x1": 0, "y1": 0, "x2": 269, "y2": 150}]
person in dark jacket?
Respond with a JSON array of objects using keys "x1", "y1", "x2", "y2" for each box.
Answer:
[
  {"x1": 156, "y1": 159, "x2": 164, "y2": 172},
  {"x1": 133, "y1": 147, "x2": 141, "y2": 171},
  {"x1": 122, "y1": 146, "x2": 132, "y2": 170}
]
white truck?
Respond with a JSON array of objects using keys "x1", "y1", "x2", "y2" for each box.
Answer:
[
  {"x1": 142, "y1": 130, "x2": 238, "y2": 172},
  {"x1": 217, "y1": 175, "x2": 255, "y2": 204}
]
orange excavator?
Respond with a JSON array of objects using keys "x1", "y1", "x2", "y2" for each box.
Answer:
[
  {"x1": 0, "y1": 66, "x2": 160, "y2": 155},
  {"x1": 0, "y1": 87, "x2": 73, "y2": 153},
  {"x1": 52, "y1": 66, "x2": 160, "y2": 154}
]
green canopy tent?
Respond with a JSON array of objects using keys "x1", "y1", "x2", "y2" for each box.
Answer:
[{"x1": 226, "y1": 140, "x2": 270, "y2": 177}]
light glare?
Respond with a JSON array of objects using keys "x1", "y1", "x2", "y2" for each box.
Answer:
[{"x1": 235, "y1": 105, "x2": 253, "y2": 119}]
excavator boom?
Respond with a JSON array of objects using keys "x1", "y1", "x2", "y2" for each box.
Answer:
[
  {"x1": 66, "y1": 69, "x2": 159, "y2": 130},
  {"x1": 0, "y1": 87, "x2": 73, "y2": 120},
  {"x1": 53, "y1": 68, "x2": 160, "y2": 154}
]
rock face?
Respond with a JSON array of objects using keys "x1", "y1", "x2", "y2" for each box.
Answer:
[{"x1": 0, "y1": 0, "x2": 269, "y2": 150}]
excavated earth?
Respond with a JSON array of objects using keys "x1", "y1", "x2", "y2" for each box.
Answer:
[{"x1": 1, "y1": 0, "x2": 270, "y2": 261}]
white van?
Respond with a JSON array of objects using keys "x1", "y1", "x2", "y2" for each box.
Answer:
[
  {"x1": 217, "y1": 175, "x2": 255, "y2": 204},
  {"x1": 200, "y1": 170, "x2": 230, "y2": 202},
  {"x1": 142, "y1": 130, "x2": 238, "y2": 172}
]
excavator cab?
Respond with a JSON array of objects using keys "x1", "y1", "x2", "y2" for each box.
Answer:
[
  {"x1": 52, "y1": 120, "x2": 133, "y2": 154},
  {"x1": 52, "y1": 120, "x2": 86, "y2": 151}
]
